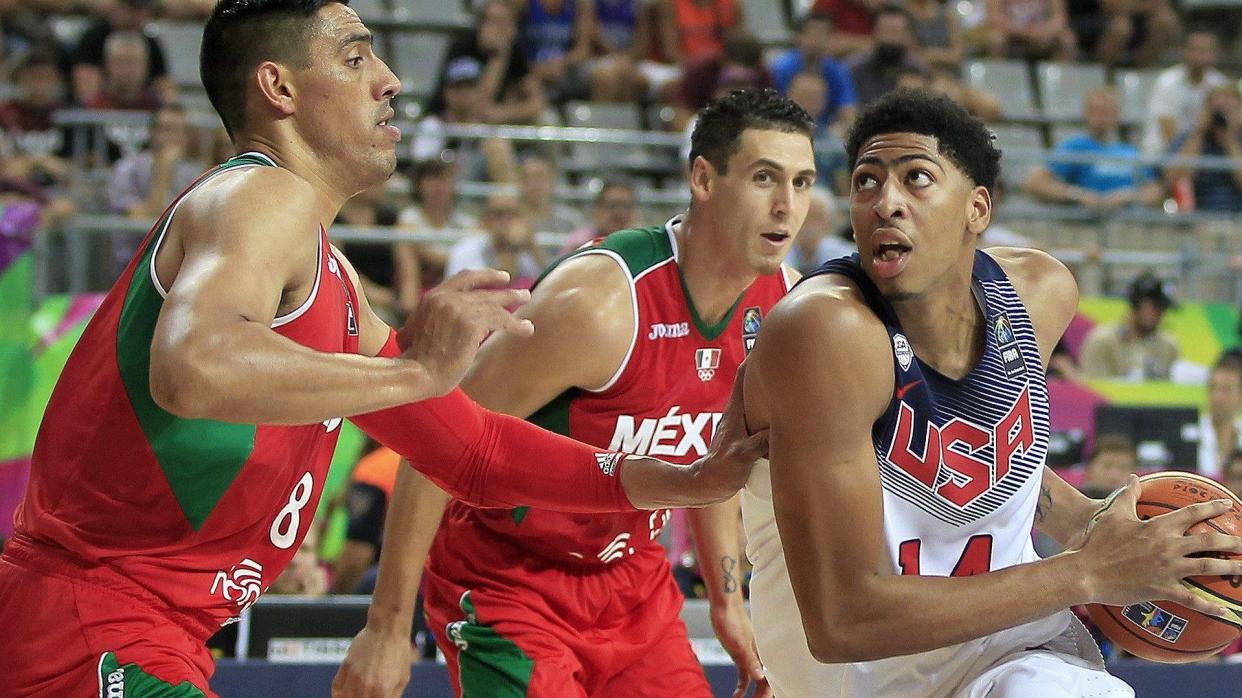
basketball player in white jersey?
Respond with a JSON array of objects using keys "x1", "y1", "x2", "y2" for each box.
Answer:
[{"x1": 740, "y1": 89, "x2": 1242, "y2": 697}]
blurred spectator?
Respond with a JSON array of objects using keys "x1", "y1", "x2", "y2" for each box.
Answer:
[
  {"x1": 446, "y1": 190, "x2": 546, "y2": 284},
  {"x1": 70, "y1": 0, "x2": 173, "y2": 106},
  {"x1": 785, "y1": 71, "x2": 848, "y2": 192},
  {"x1": 1140, "y1": 30, "x2": 1226, "y2": 158},
  {"x1": 107, "y1": 103, "x2": 204, "y2": 219},
  {"x1": 331, "y1": 446, "x2": 399, "y2": 594},
  {"x1": 1198, "y1": 354, "x2": 1242, "y2": 479},
  {"x1": 83, "y1": 31, "x2": 162, "y2": 111},
  {"x1": 414, "y1": 56, "x2": 518, "y2": 183},
  {"x1": 395, "y1": 159, "x2": 474, "y2": 303},
  {"x1": 1225, "y1": 449, "x2": 1242, "y2": 498},
  {"x1": 1024, "y1": 87, "x2": 1163, "y2": 212},
  {"x1": 811, "y1": 0, "x2": 882, "y2": 57},
  {"x1": 429, "y1": 0, "x2": 546, "y2": 126},
  {"x1": 0, "y1": 51, "x2": 72, "y2": 186},
  {"x1": 1078, "y1": 272, "x2": 1179, "y2": 380},
  {"x1": 784, "y1": 188, "x2": 853, "y2": 274},
  {"x1": 0, "y1": 3, "x2": 63, "y2": 81},
  {"x1": 845, "y1": 6, "x2": 931, "y2": 108},
  {"x1": 586, "y1": 0, "x2": 682, "y2": 102},
  {"x1": 907, "y1": 0, "x2": 964, "y2": 71},
  {"x1": 334, "y1": 183, "x2": 403, "y2": 321},
  {"x1": 0, "y1": 169, "x2": 75, "y2": 268},
  {"x1": 270, "y1": 524, "x2": 328, "y2": 596},
  {"x1": 1163, "y1": 84, "x2": 1242, "y2": 214},
  {"x1": 560, "y1": 178, "x2": 638, "y2": 252},
  {"x1": 654, "y1": 0, "x2": 743, "y2": 65},
  {"x1": 894, "y1": 69, "x2": 1003, "y2": 122},
  {"x1": 769, "y1": 14, "x2": 858, "y2": 131},
  {"x1": 985, "y1": 0, "x2": 1077, "y2": 61},
  {"x1": 1066, "y1": 0, "x2": 1177, "y2": 67},
  {"x1": 1079, "y1": 433, "x2": 1137, "y2": 499},
  {"x1": 677, "y1": 30, "x2": 771, "y2": 118},
  {"x1": 518, "y1": 152, "x2": 583, "y2": 234},
  {"x1": 524, "y1": 0, "x2": 596, "y2": 102}
]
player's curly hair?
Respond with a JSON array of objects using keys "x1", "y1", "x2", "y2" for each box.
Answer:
[
  {"x1": 202, "y1": 0, "x2": 349, "y2": 139},
  {"x1": 846, "y1": 89, "x2": 1002, "y2": 191},
  {"x1": 689, "y1": 88, "x2": 816, "y2": 174}
]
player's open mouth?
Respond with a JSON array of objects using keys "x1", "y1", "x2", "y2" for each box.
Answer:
[
  {"x1": 760, "y1": 231, "x2": 790, "y2": 248},
  {"x1": 377, "y1": 111, "x2": 401, "y2": 142},
  {"x1": 871, "y1": 241, "x2": 911, "y2": 278}
]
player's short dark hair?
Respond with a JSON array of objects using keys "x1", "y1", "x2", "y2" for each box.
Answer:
[
  {"x1": 689, "y1": 88, "x2": 815, "y2": 175},
  {"x1": 201, "y1": 0, "x2": 349, "y2": 139},
  {"x1": 846, "y1": 88, "x2": 1001, "y2": 191}
]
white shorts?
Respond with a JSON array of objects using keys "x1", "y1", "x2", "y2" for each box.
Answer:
[{"x1": 962, "y1": 649, "x2": 1134, "y2": 698}]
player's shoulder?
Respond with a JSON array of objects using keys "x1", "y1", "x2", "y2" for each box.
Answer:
[
  {"x1": 585, "y1": 224, "x2": 678, "y2": 277},
  {"x1": 765, "y1": 271, "x2": 889, "y2": 352},
  {"x1": 985, "y1": 246, "x2": 1078, "y2": 308},
  {"x1": 177, "y1": 163, "x2": 321, "y2": 243}
]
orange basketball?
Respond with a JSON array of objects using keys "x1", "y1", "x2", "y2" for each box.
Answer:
[{"x1": 1084, "y1": 472, "x2": 1242, "y2": 663}]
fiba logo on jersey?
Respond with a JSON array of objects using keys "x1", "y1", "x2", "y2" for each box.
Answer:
[
  {"x1": 893, "y1": 333, "x2": 914, "y2": 370},
  {"x1": 695, "y1": 348, "x2": 721, "y2": 381},
  {"x1": 742, "y1": 306, "x2": 762, "y2": 354}
]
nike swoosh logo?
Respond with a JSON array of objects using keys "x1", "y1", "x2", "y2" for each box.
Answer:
[{"x1": 895, "y1": 380, "x2": 922, "y2": 400}]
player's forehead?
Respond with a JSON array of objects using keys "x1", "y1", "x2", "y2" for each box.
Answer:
[
  {"x1": 314, "y1": 2, "x2": 369, "y2": 48},
  {"x1": 730, "y1": 127, "x2": 815, "y2": 172},
  {"x1": 854, "y1": 132, "x2": 944, "y2": 168}
]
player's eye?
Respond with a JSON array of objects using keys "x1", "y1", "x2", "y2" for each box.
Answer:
[
  {"x1": 348, "y1": 56, "x2": 364, "y2": 67},
  {"x1": 854, "y1": 173, "x2": 878, "y2": 191},
  {"x1": 908, "y1": 170, "x2": 933, "y2": 187}
]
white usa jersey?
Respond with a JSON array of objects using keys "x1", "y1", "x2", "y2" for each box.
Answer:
[{"x1": 743, "y1": 252, "x2": 1131, "y2": 697}]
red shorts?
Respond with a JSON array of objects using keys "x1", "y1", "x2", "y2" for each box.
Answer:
[
  {"x1": 0, "y1": 544, "x2": 215, "y2": 697},
  {"x1": 423, "y1": 534, "x2": 711, "y2": 697}
]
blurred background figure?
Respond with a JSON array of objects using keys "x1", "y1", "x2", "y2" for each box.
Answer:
[
  {"x1": 1079, "y1": 273, "x2": 1180, "y2": 381},
  {"x1": 1140, "y1": 29, "x2": 1226, "y2": 158},
  {"x1": 1199, "y1": 353, "x2": 1242, "y2": 478},
  {"x1": 560, "y1": 178, "x2": 638, "y2": 253},
  {"x1": 518, "y1": 152, "x2": 583, "y2": 234},
  {"x1": 1078, "y1": 433, "x2": 1138, "y2": 499},
  {"x1": 985, "y1": 0, "x2": 1077, "y2": 61},
  {"x1": 446, "y1": 190, "x2": 545, "y2": 286},
  {"x1": 70, "y1": 0, "x2": 172, "y2": 106}
]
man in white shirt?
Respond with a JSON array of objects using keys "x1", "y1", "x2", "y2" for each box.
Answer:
[
  {"x1": 1140, "y1": 30, "x2": 1226, "y2": 157},
  {"x1": 1198, "y1": 352, "x2": 1242, "y2": 478}
]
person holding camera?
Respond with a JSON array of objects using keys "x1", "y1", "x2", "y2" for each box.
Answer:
[{"x1": 1163, "y1": 84, "x2": 1242, "y2": 213}]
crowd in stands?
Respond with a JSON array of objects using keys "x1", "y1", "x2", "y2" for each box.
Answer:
[{"x1": 6, "y1": 0, "x2": 1242, "y2": 663}]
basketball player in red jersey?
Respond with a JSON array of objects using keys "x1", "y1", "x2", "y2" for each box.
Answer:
[
  {"x1": 333, "y1": 89, "x2": 816, "y2": 698},
  {"x1": 741, "y1": 89, "x2": 1242, "y2": 696},
  {"x1": 0, "y1": 2, "x2": 764, "y2": 695}
]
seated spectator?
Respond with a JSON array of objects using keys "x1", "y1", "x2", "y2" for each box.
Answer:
[
  {"x1": 1198, "y1": 354, "x2": 1242, "y2": 479},
  {"x1": 446, "y1": 191, "x2": 547, "y2": 284},
  {"x1": 428, "y1": 0, "x2": 546, "y2": 126},
  {"x1": 334, "y1": 182, "x2": 404, "y2": 323},
  {"x1": 769, "y1": 13, "x2": 858, "y2": 131},
  {"x1": 1079, "y1": 433, "x2": 1137, "y2": 499},
  {"x1": 560, "y1": 178, "x2": 638, "y2": 253},
  {"x1": 0, "y1": 4, "x2": 63, "y2": 82},
  {"x1": 1066, "y1": 0, "x2": 1177, "y2": 67},
  {"x1": 524, "y1": 0, "x2": 596, "y2": 102},
  {"x1": 1140, "y1": 29, "x2": 1226, "y2": 158},
  {"x1": 784, "y1": 187, "x2": 853, "y2": 274},
  {"x1": 106, "y1": 103, "x2": 204, "y2": 219},
  {"x1": 1079, "y1": 272, "x2": 1179, "y2": 381},
  {"x1": 677, "y1": 30, "x2": 772, "y2": 119},
  {"x1": 985, "y1": 0, "x2": 1077, "y2": 61},
  {"x1": 1163, "y1": 84, "x2": 1242, "y2": 213},
  {"x1": 655, "y1": 0, "x2": 743, "y2": 66},
  {"x1": 846, "y1": 6, "x2": 931, "y2": 108},
  {"x1": 70, "y1": 0, "x2": 173, "y2": 106},
  {"x1": 269, "y1": 524, "x2": 328, "y2": 596},
  {"x1": 1226, "y1": 449, "x2": 1242, "y2": 498},
  {"x1": 586, "y1": 0, "x2": 682, "y2": 103},
  {"x1": 0, "y1": 51, "x2": 71, "y2": 186},
  {"x1": 84, "y1": 31, "x2": 162, "y2": 111},
  {"x1": 394, "y1": 159, "x2": 474, "y2": 303},
  {"x1": 518, "y1": 152, "x2": 584, "y2": 234},
  {"x1": 812, "y1": 0, "x2": 882, "y2": 57},
  {"x1": 1024, "y1": 87, "x2": 1163, "y2": 211},
  {"x1": 413, "y1": 56, "x2": 518, "y2": 183},
  {"x1": 907, "y1": 0, "x2": 964, "y2": 71},
  {"x1": 785, "y1": 71, "x2": 848, "y2": 192},
  {"x1": 331, "y1": 446, "x2": 400, "y2": 594}
]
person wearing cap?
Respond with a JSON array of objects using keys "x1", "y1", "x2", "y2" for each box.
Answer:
[
  {"x1": 413, "y1": 55, "x2": 518, "y2": 183},
  {"x1": 1079, "y1": 272, "x2": 1180, "y2": 380},
  {"x1": 69, "y1": 0, "x2": 174, "y2": 105}
]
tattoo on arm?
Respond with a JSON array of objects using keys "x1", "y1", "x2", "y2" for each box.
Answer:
[
  {"x1": 1036, "y1": 484, "x2": 1052, "y2": 523},
  {"x1": 721, "y1": 556, "x2": 738, "y2": 594}
]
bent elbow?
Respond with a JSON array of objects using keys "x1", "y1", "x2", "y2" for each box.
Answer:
[
  {"x1": 149, "y1": 343, "x2": 218, "y2": 420},
  {"x1": 806, "y1": 632, "x2": 859, "y2": 665},
  {"x1": 804, "y1": 617, "x2": 890, "y2": 664}
]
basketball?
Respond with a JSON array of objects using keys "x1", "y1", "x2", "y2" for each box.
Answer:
[{"x1": 1084, "y1": 472, "x2": 1242, "y2": 663}]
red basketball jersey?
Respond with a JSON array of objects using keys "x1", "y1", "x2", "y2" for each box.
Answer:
[
  {"x1": 436, "y1": 220, "x2": 792, "y2": 568},
  {"x1": 12, "y1": 152, "x2": 360, "y2": 637}
]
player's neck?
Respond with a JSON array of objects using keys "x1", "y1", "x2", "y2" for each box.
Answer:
[
  {"x1": 231, "y1": 135, "x2": 352, "y2": 220},
  {"x1": 674, "y1": 213, "x2": 759, "y2": 325},
  {"x1": 890, "y1": 275, "x2": 984, "y2": 380}
]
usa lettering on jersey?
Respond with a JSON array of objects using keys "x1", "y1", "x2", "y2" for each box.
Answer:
[{"x1": 886, "y1": 386, "x2": 1035, "y2": 508}]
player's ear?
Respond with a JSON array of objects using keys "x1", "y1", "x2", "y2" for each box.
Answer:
[
  {"x1": 966, "y1": 185, "x2": 991, "y2": 236},
  {"x1": 689, "y1": 155, "x2": 715, "y2": 203},
  {"x1": 255, "y1": 61, "x2": 297, "y2": 118}
]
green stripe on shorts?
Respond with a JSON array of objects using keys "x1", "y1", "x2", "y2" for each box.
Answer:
[
  {"x1": 448, "y1": 591, "x2": 535, "y2": 697},
  {"x1": 97, "y1": 652, "x2": 206, "y2": 698}
]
